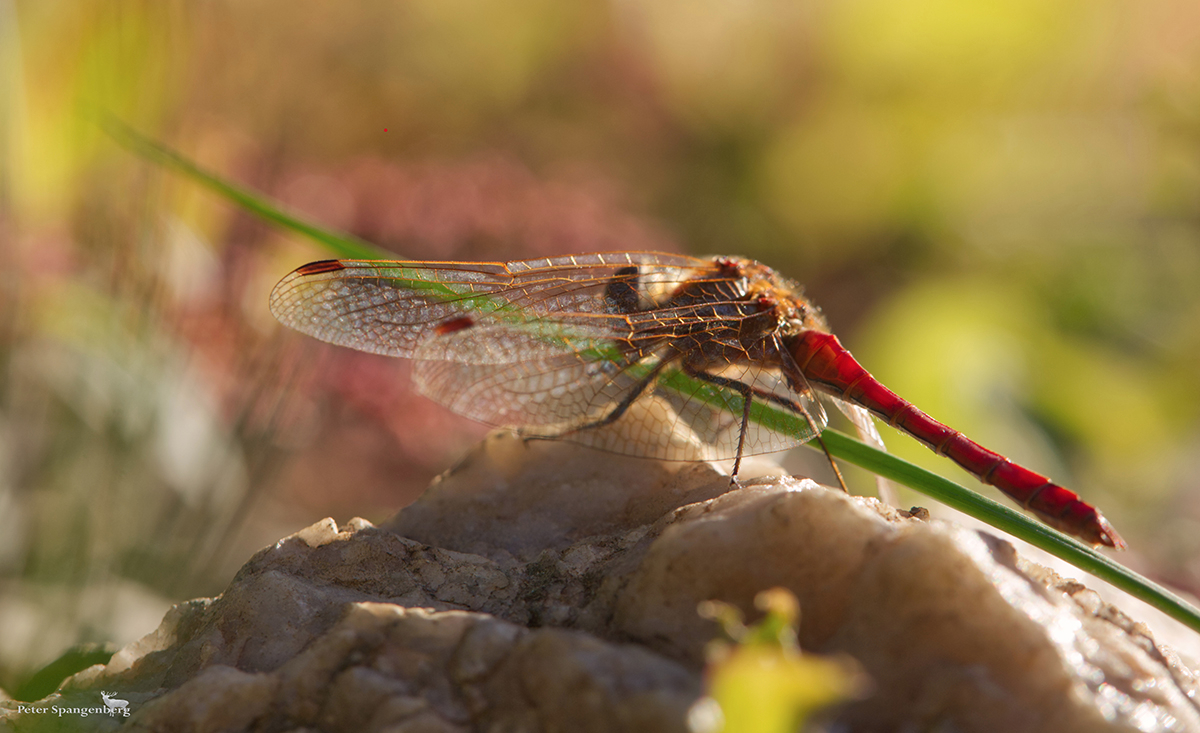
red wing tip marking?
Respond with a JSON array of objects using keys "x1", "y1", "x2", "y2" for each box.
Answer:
[
  {"x1": 296, "y1": 260, "x2": 347, "y2": 275},
  {"x1": 435, "y1": 316, "x2": 476, "y2": 336}
]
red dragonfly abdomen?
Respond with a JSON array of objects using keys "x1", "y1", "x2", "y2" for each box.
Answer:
[{"x1": 789, "y1": 331, "x2": 1126, "y2": 549}]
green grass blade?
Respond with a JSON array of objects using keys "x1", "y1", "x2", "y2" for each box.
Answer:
[
  {"x1": 13, "y1": 643, "x2": 116, "y2": 701},
  {"x1": 108, "y1": 120, "x2": 1200, "y2": 635},
  {"x1": 99, "y1": 116, "x2": 385, "y2": 260},
  {"x1": 817, "y1": 428, "x2": 1200, "y2": 634}
]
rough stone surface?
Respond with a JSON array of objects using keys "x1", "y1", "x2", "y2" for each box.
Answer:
[{"x1": 4, "y1": 431, "x2": 1199, "y2": 732}]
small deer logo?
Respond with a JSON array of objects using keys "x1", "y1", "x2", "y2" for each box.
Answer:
[{"x1": 101, "y1": 692, "x2": 129, "y2": 711}]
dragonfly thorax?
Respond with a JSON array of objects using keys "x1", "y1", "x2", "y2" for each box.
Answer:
[{"x1": 713, "y1": 257, "x2": 828, "y2": 337}]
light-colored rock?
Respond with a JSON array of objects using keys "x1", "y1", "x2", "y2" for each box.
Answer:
[
  {"x1": 385, "y1": 431, "x2": 734, "y2": 562},
  {"x1": 4, "y1": 431, "x2": 1198, "y2": 732},
  {"x1": 612, "y1": 484, "x2": 1189, "y2": 731}
]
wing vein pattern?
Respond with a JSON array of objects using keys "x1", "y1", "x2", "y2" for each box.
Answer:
[{"x1": 269, "y1": 252, "x2": 825, "y2": 461}]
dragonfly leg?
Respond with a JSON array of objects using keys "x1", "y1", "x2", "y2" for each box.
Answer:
[
  {"x1": 680, "y1": 368, "x2": 758, "y2": 483},
  {"x1": 683, "y1": 367, "x2": 847, "y2": 490},
  {"x1": 525, "y1": 358, "x2": 672, "y2": 442},
  {"x1": 814, "y1": 434, "x2": 849, "y2": 492}
]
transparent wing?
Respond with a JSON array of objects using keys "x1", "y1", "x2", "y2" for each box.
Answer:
[
  {"x1": 268, "y1": 252, "x2": 712, "y2": 359},
  {"x1": 411, "y1": 323, "x2": 638, "y2": 428},
  {"x1": 413, "y1": 326, "x2": 828, "y2": 461},
  {"x1": 831, "y1": 396, "x2": 897, "y2": 505},
  {"x1": 627, "y1": 359, "x2": 829, "y2": 461},
  {"x1": 271, "y1": 250, "x2": 826, "y2": 462}
]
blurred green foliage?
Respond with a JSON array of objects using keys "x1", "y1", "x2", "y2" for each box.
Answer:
[
  {"x1": 694, "y1": 589, "x2": 862, "y2": 733},
  {"x1": 2, "y1": 0, "x2": 1199, "y2": 699}
]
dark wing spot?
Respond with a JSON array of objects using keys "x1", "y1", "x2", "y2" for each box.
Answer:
[
  {"x1": 296, "y1": 260, "x2": 347, "y2": 275},
  {"x1": 604, "y1": 266, "x2": 641, "y2": 314},
  {"x1": 435, "y1": 316, "x2": 476, "y2": 336}
]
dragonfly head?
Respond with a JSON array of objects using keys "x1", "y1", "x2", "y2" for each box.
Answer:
[{"x1": 724, "y1": 258, "x2": 827, "y2": 335}]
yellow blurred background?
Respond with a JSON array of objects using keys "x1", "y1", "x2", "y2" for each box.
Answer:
[{"x1": 3, "y1": 0, "x2": 1200, "y2": 694}]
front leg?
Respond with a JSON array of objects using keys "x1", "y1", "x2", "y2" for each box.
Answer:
[
  {"x1": 682, "y1": 366, "x2": 845, "y2": 489},
  {"x1": 681, "y1": 366, "x2": 758, "y2": 481}
]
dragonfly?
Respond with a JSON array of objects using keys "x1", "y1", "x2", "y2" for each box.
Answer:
[{"x1": 269, "y1": 252, "x2": 1125, "y2": 549}]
